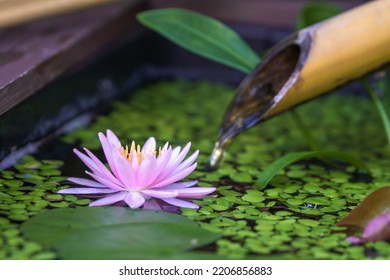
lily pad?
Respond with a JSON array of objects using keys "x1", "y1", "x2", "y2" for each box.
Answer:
[{"x1": 21, "y1": 207, "x2": 220, "y2": 259}]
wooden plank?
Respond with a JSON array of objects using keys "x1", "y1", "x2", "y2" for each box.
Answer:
[
  {"x1": 0, "y1": 0, "x2": 144, "y2": 116},
  {"x1": 0, "y1": 0, "x2": 120, "y2": 28}
]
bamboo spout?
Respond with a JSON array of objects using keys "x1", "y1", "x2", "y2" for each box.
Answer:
[{"x1": 209, "y1": 0, "x2": 390, "y2": 169}]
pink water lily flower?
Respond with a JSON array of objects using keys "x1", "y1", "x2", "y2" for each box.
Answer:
[{"x1": 59, "y1": 129, "x2": 215, "y2": 210}]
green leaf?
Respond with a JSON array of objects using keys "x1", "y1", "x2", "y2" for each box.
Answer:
[
  {"x1": 21, "y1": 207, "x2": 220, "y2": 259},
  {"x1": 361, "y1": 79, "x2": 390, "y2": 147},
  {"x1": 0, "y1": 191, "x2": 12, "y2": 199},
  {"x1": 375, "y1": 71, "x2": 390, "y2": 97},
  {"x1": 255, "y1": 151, "x2": 369, "y2": 189},
  {"x1": 137, "y1": 8, "x2": 260, "y2": 73},
  {"x1": 290, "y1": 109, "x2": 320, "y2": 151},
  {"x1": 296, "y1": 2, "x2": 342, "y2": 30}
]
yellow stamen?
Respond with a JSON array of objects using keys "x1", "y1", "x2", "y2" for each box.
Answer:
[
  {"x1": 119, "y1": 140, "x2": 160, "y2": 165},
  {"x1": 130, "y1": 141, "x2": 135, "y2": 152}
]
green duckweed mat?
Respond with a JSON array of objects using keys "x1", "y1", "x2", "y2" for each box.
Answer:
[{"x1": 1, "y1": 80, "x2": 390, "y2": 259}]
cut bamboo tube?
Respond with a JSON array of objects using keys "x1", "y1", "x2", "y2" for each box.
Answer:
[
  {"x1": 0, "y1": 0, "x2": 119, "y2": 28},
  {"x1": 209, "y1": 0, "x2": 390, "y2": 169}
]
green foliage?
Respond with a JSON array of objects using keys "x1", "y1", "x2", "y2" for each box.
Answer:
[
  {"x1": 255, "y1": 151, "x2": 369, "y2": 190},
  {"x1": 361, "y1": 79, "x2": 390, "y2": 147},
  {"x1": 137, "y1": 8, "x2": 260, "y2": 73},
  {"x1": 296, "y1": 2, "x2": 342, "y2": 30},
  {"x1": 21, "y1": 207, "x2": 220, "y2": 259},
  {"x1": 375, "y1": 71, "x2": 390, "y2": 96}
]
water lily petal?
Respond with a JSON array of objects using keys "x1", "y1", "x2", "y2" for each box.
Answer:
[
  {"x1": 131, "y1": 152, "x2": 140, "y2": 173},
  {"x1": 73, "y1": 149, "x2": 103, "y2": 176},
  {"x1": 346, "y1": 236, "x2": 363, "y2": 245},
  {"x1": 150, "y1": 147, "x2": 172, "y2": 183},
  {"x1": 164, "y1": 180, "x2": 198, "y2": 189},
  {"x1": 58, "y1": 188, "x2": 119, "y2": 194},
  {"x1": 173, "y1": 142, "x2": 191, "y2": 164},
  {"x1": 68, "y1": 177, "x2": 106, "y2": 188},
  {"x1": 124, "y1": 192, "x2": 145, "y2": 208},
  {"x1": 161, "y1": 198, "x2": 199, "y2": 209},
  {"x1": 83, "y1": 148, "x2": 122, "y2": 186},
  {"x1": 98, "y1": 132, "x2": 121, "y2": 179},
  {"x1": 170, "y1": 146, "x2": 181, "y2": 160},
  {"x1": 170, "y1": 150, "x2": 199, "y2": 176},
  {"x1": 106, "y1": 129, "x2": 121, "y2": 147},
  {"x1": 141, "y1": 137, "x2": 156, "y2": 153},
  {"x1": 137, "y1": 153, "x2": 158, "y2": 187},
  {"x1": 86, "y1": 171, "x2": 124, "y2": 191},
  {"x1": 157, "y1": 144, "x2": 172, "y2": 163},
  {"x1": 143, "y1": 199, "x2": 163, "y2": 210},
  {"x1": 157, "y1": 142, "x2": 191, "y2": 181},
  {"x1": 170, "y1": 142, "x2": 190, "y2": 164},
  {"x1": 161, "y1": 142, "x2": 169, "y2": 152},
  {"x1": 116, "y1": 155, "x2": 136, "y2": 188},
  {"x1": 142, "y1": 189, "x2": 178, "y2": 199},
  {"x1": 161, "y1": 146, "x2": 181, "y2": 171},
  {"x1": 152, "y1": 163, "x2": 197, "y2": 188},
  {"x1": 89, "y1": 192, "x2": 127, "y2": 206},
  {"x1": 176, "y1": 187, "x2": 216, "y2": 198}
]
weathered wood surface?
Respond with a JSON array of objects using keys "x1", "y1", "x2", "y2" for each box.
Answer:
[
  {"x1": 0, "y1": 0, "x2": 119, "y2": 28},
  {"x1": 0, "y1": 0, "x2": 143, "y2": 116}
]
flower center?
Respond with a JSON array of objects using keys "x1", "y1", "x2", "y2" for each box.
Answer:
[{"x1": 120, "y1": 141, "x2": 157, "y2": 164}]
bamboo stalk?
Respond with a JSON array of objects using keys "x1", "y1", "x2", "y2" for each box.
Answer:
[
  {"x1": 210, "y1": 0, "x2": 390, "y2": 169},
  {"x1": 266, "y1": 0, "x2": 390, "y2": 118},
  {"x1": 0, "y1": 0, "x2": 120, "y2": 28}
]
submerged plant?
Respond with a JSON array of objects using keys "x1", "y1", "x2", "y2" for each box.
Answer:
[{"x1": 59, "y1": 130, "x2": 215, "y2": 210}]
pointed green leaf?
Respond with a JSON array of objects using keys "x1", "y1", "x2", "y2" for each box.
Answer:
[
  {"x1": 255, "y1": 150, "x2": 369, "y2": 189},
  {"x1": 137, "y1": 8, "x2": 260, "y2": 73}
]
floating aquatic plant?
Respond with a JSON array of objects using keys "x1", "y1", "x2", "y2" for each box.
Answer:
[
  {"x1": 3, "y1": 81, "x2": 388, "y2": 260},
  {"x1": 59, "y1": 130, "x2": 215, "y2": 210}
]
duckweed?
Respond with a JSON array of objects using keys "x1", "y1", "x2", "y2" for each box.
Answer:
[
  {"x1": 0, "y1": 156, "x2": 96, "y2": 259},
  {"x1": 1, "y1": 80, "x2": 390, "y2": 259}
]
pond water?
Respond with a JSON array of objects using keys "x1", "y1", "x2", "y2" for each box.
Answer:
[{"x1": 1, "y1": 80, "x2": 390, "y2": 259}]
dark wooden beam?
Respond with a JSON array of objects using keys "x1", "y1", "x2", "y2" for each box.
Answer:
[{"x1": 0, "y1": 0, "x2": 144, "y2": 116}]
